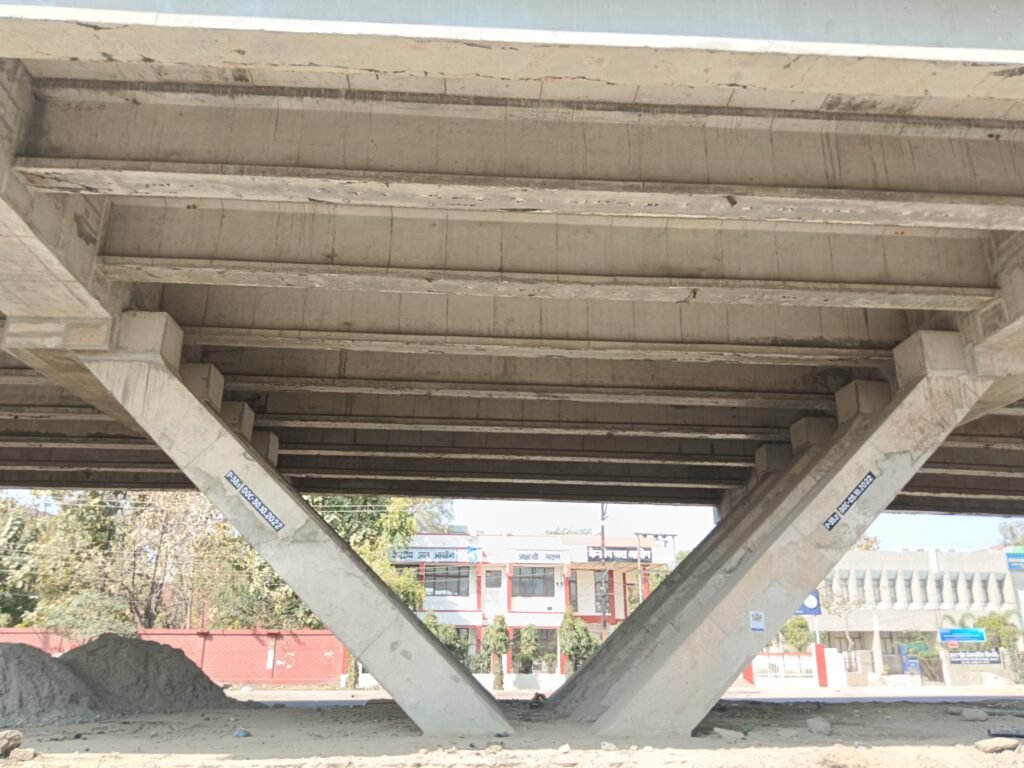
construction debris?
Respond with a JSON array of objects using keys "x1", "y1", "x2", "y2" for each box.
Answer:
[
  {"x1": 975, "y1": 737, "x2": 1020, "y2": 754},
  {"x1": 0, "y1": 729, "x2": 21, "y2": 757}
]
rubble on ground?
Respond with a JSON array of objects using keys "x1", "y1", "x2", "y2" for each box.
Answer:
[{"x1": 975, "y1": 737, "x2": 1019, "y2": 754}]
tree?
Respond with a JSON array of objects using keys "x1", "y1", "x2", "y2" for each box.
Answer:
[
  {"x1": 38, "y1": 589, "x2": 134, "y2": 639},
  {"x1": 0, "y1": 498, "x2": 44, "y2": 626},
  {"x1": 209, "y1": 495, "x2": 423, "y2": 628},
  {"x1": 780, "y1": 617, "x2": 813, "y2": 652},
  {"x1": 482, "y1": 616, "x2": 511, "y2": 690},
  {"x1": 646, "y1": 550, "x2": 690, "y2": 595},
  {"x1": 559, "y1": 611, "x2": 598, "y2": 672},
  {"x1": 976, "y1": 611, "x2": 1021, "y2": 651},
  {"x1": 854, "y1": 535, "x2": 881, "y2": 551},
  {"x1": 8, "y1": 491, "x2": 426, "y2": 636},
  {"x1": 820, "y1": 584, "x2": 864, "y2": 652},
  {"x1": 424, "y1": 611, "x2": 469, "y2": 664},
  {"x1": 1000, "y1": 520, "x2": 1024, "y2": 547},
  {"x1": 514, "y1": 624, "x2": 539, "y2": 673}
]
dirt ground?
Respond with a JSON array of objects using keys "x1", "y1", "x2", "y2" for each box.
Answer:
[{"x1": 10, "y1": 696, "x2": 1024, "y2": 768}]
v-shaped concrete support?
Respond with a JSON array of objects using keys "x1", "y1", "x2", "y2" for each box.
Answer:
[
  {"x1": 550, "y1": 331, "x2": 991, "y2": 736},
  {"x1": 76, "y1": 312, "x2": 512, "y2": 738}
]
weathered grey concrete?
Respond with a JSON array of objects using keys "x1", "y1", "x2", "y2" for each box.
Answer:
[
  {"x1": 76, "y1": 311, "x2": 512, "y2": 738},
  {"x1": 1, "y1": 5, "x2": 1024, "y2": 737},
  {"x1": 553, "y1": 333, "x2": 991, "y2": 735}
]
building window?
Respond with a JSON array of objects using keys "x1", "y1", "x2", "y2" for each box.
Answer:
[
  {"x1": 595, "y1": 571, "x2": 611, "y2": 615},
  {"x1": 512, "y1": 566, "x2": 555, "y2": 597},
  {"x1": 424, "y1": 565, "x2": 470, "y2": 597},
  {"x1": 512, "y1": 628, "x2": 559, "y2": 672},
  {"x1": 486, "y1": 569, "x2": 502, "y2": 589},
  {"x1": 455, "y1": 626, "x2": 472, "y2": 653},
  {"x1": 568, "y1": 571, "x2": 578, "y2": 612}
]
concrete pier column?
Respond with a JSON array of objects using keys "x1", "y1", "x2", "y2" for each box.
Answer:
[
  {"x1": 549, "y1": 331, "x2": 990, "y2": 736},
  {"x1": 76, "y1": 312, "x2": 512, "y2": 738}
]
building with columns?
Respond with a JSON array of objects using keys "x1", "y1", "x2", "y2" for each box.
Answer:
[
  {"x1": 817, "y1": 549, "x2": 1021, "y2": 675},
  {"x1": 392, "y1": 533, "x2": 674, "y2": 672}
]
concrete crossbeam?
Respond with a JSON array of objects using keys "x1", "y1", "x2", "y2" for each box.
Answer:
[
  {"x1": 27, "y1": 88, "x2": 1024, "y2": 199},
  {"x1": 222, "y1": 374, "x2": 837, "y2": 412},
  {"x1": 185, "y1": 327, "x2": 894, "y2": 368},
  {"x1": 4, "y1": 11, "x2": 1024, "y2": 119},
  {"x1": 76, "y1": 311, "x2": 512, "y2": 737},
  {"x1": 17, "y1": 161, "x2": 1024, "y2": 231},
  {"x1": 100, "y1": 256, "x2": 995, "y2": 312},
  {"x1": 103, "y1": 202, "x2": 992, "y2": 293},
  {"x1": 550, "y1": 331, "x2": 989, "y2": 736}
]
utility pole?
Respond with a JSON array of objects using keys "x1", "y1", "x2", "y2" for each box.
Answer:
[
  {"x1": 635, "y1": 531, "x2": 643, "y2": 610},
  {"x1": 600, "y1": 502, "x2": 608, "y2": 639}
]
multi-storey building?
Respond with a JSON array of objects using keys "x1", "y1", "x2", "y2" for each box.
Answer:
[
  {"x1": 391, "y1": 532, "x2": 675, "y2": 672},
  {"x1": 816, "y1": 549, "x2": 1023, "y2": 680}
]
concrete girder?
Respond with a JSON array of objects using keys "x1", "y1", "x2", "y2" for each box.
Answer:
[
  {"x1": 184, "y1": 326, "x2": 895, "y2": 369},
  {"x1": 25, "y1": 87, "x2": 1024, "y2": 199},
  {"x1": 550, "y1": 331, "x2": 990, "y2": 736},
  {"x1": 17, "y1": 160, "x2": 1024, "y2": 232},
  {"x1": 1, "y1": 8, "x2": 1024, "y2": 116},
  {"x1": 101, "y1": 256, "x2": 995, "y2": 312},
  {"x1": 222, "y1": 374, "x2": 838, "y2": 412},
  {"x1": 75, "y1": 311, "x2": 512, "y2": 738},
  {"x1": 102, "y1": 202, "x2": 992, "y2": 294}
]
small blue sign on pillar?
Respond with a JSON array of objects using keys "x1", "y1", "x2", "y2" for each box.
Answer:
[
  {"x1": 939, "y1": 627, "x2": 987, "y2": 643},
  {"x1": 1007, "y1": 552, "x2": 1024, "y2": 572},
  {"x1": 794, "y1": 591, "x2": 822, "y2": 616}
]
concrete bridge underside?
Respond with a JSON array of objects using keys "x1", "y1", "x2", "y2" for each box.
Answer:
[{"x1": 2, "y1": 1, "x2": 1024, "y2": 738}]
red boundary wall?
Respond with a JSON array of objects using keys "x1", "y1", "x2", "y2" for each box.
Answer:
[{"x1": 0, "y1": 629, "x2": 350, "y2": 686}]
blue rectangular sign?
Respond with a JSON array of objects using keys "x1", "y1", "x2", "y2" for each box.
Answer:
[
  {"x1": 1007, "y1": 552, "x2": 1024, "y2": 572},
  {"x1": 939, "y1": 627, "x2": 987, "y2": 643}
]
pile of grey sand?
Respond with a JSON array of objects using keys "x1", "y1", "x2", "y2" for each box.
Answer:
[
  {"x1": 0, "y1": 644, "x2": 104, "y2": 727},
  {"x1": 1, "y1": 634, "x2": 242, "y2": 727}
]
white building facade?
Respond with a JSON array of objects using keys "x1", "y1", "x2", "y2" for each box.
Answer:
[{"x1": 392, "y1": 533, "x2": 674, "y2": 673}]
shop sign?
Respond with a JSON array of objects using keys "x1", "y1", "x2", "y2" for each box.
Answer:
[{"x1": 586, "y1": 546, "x2": 653, "y2": 563}]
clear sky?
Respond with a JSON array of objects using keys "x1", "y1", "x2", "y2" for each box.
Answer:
[{"x1": 450, "y1": 500, "x2": 1015, "y2": 553}]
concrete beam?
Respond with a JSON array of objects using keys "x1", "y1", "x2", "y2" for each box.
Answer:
[
  {"x1": 185, "y1": 327, "x2": 894, "y2": 369},
  {"x1": 28, "y1": 85, "x2": 1024, "y2": 200},
  {"x1": 253, "y1": 413, "x2": 791, "y2": 441},
  {"x1": 550, "y1": 330, "x2": 988, "y2": 736},
  {"x1": 18, "y1": 160, "x2": 1024, "y2": 231},
  {"x1": 3, "y1": 9, "x2": 1024, "y2": 119},
  {"x1": 103, "y1": 201, "x2": 991, "y2": 294},
  {"x1": 75, "y1": 311, "x2": 512, "y2": 737},
  {"x1": 222, "y1": 374, "x2": 837, "y2": 412},
  {"x1": 100, "y1": 256, "x2": 994, "y2": 312}
]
